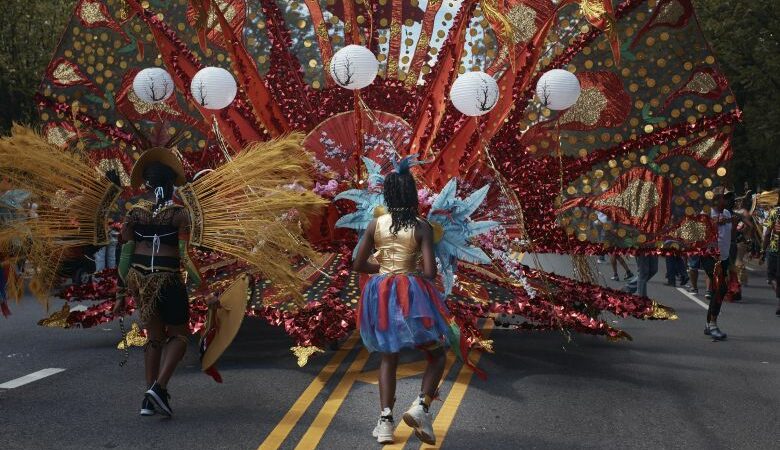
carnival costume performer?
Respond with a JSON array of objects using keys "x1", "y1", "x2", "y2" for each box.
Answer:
[
  {"x1": 0, "y1": 125, "x2": 326, "y2": 416},
  {"x1": 702, "y1": 187, "x2": 733, "y2": 341},
  {"x1": 733, "y1": 194, "x2": 761, "y2": 286},
  {"x1": 112, "y1": 148, "x2": 202, "y2": 417},
  {"x1": 353, "y1": 160, "x2": 457, "y2": 446},
  {"x1": 760, "y1": 196, "x2": 780, "y2": 315}
]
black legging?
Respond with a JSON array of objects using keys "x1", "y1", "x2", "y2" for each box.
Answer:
[{"x1": 702, "y1": 257, "x2": 729, "y2": 322}]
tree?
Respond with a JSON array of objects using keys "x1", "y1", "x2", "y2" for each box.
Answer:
[
  {"x1": 696, "y1": 0, "x2": 780, "y2": 191},
  {"x1": 0, "y1": 0, "x2": 76, "y2": 134}
]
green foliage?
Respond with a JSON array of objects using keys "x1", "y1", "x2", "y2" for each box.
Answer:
[
  {"x1": 696, "y1": 0, "x2": 780, "y2": 191},
  {"x1": 0, "y1": 0, "x2": 76, "y2": 134}
]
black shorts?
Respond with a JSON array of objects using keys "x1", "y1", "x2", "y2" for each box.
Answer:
[
  {"x1": 129, "y1": 255, "x2": 189, "y2": 326},
  {"x1": 153, "y1": 275, "x2": 189, "y2": 326}
]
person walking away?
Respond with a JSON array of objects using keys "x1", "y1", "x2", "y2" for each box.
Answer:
[
  {"x1": 734, "y1": 195, "x2": 761, "y2": 286},
  {"x1": 598, "y1": 213, "x2": 634, "y2": 281},
  {"x1": 93, "y1": 222, "x2": 119, "y2": 277},
  {"x1": 595, "y1": 212, "x2": 607, "y2": 263},
  {"x1": 624, "y1": 255, "x2": 658, "y2": 297},
  {"x1": 759, "y1": 197, "x2": 780, "y2": 315},
  {"x1": 610, "y1": 253, "x2": 634, "y2": 281},
  {"x1": 112, "y1": 153, "x2": 203, "y2": 417},
  {"x1": 702, "y1": 187, "x2": 733, "y2": 340},
  {"x1": 686, "y1": 255, "x2": 706, "y2": 294},
  {"x1": 353, "y1": 162, "x2": 458, "y2": 445},
  {"x1": 665, "y1": 255, "x2": 687, "y2": 287}
]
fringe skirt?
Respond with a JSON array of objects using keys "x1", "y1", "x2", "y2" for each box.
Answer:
[{"x1": 126, "y1": 255, "x2": 188, "y2": 326}]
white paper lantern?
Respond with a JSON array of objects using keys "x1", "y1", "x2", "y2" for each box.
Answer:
[
  {"x1": 449, "y1": 71, "x2": 500, "y2": 117},
  {"x1": 190, "y1": 67, "x2": 238, "y2": 110},
  {"x1": 132, "y1": 68, "x2": 174, "y2": 104},
  {"x1": 535, "y1": 69, "x2": 581, "y2": 110},
  {"x1": 329, "y1": 45, "x2": 379, "y2": 90}
]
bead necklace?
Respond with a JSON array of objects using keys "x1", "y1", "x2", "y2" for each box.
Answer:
[{"x1": 152, "y1": 200, "x2": 174, "y2": 217}]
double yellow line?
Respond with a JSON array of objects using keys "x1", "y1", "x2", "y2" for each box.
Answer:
[
  {"x1": 259, "y1": 333, "x2": 361, "y2": 449},
  {"x1": 385, "y1": 322, "x2": 493, "y2": 450},
  {"x1": 259, "y1": 322, "x2": 493, "y2": 449}
]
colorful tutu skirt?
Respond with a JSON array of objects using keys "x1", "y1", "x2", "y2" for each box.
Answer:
[{"x1": 358, "y1": 273, "x2": 458, "y2": 354}]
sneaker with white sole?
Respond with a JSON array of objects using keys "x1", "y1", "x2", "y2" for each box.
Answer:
[
  {"x1": 705, "y1": 325, "x2": 727, "y2": 341},
  {"x1": 145, "y1": 381, "x2": 172, "y2": 417},
  {"x1": 139, "y1": 397, "x2": 156, "y2": 416},
  {"x1": 372, "y1": 416, "x2": 395, "y2": 444},
  {"x1": 403, "y1": 398, "x2": 435, "y2": 445}
]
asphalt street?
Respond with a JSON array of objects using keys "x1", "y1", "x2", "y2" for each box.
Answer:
[{"x1": 1, "y1": 254, "x2": 778, "y2": 449}]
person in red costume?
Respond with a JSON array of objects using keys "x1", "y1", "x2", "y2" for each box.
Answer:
[{"x1": 701, "y1": 187, "x2": 733, "y2": 341}]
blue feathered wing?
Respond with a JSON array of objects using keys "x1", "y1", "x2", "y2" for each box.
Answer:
[
  {"x1": 334, "y1": 157, "x2": 385, "y2": 258},
  {"x1": 428, "y1": 179, "x2": 499, "y2": 296}
]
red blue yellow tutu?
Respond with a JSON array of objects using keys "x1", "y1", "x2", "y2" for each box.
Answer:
[{"x1": 358, "y1": 273, "x2": 457, "y2": 353}]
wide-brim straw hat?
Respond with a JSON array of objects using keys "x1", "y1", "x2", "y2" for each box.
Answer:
[
  {"x1": 201, "y1": 274, "x2": 249, "y2": 371},
  {"x1": 130, "y1": 147, "x2": 186, "y2": 188}
]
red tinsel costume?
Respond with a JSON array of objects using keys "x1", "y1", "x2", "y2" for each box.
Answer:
[{"x1": 30, "y1": 0, "x2": 736, "y2": 364}]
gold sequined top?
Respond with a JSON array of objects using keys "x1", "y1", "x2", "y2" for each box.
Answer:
[{"x1": 373, "y1": 214, "x2": 421, "y2": 275}]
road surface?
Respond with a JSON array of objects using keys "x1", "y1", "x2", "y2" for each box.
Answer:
[{"x1": 1, "y1": 255, "x2": 778, "y2": 449}]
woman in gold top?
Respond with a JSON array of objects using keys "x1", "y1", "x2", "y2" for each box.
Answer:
[{"x1": 353, "y1": 160, "x2": 454, "y2": 446}]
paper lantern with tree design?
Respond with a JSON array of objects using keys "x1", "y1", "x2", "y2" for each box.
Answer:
[
  {"x1": 132, "y1": 68, "x2": 174, "y2": 104},
  {"x1": 329, "y1": 45, "x2": 379, "y2": 90},
  {"x1": 449, "y1": 71, "x2": 500, "y2": 117},
  {"x1": 536, "y1": 69, "x2": 581, "y2": 111},
  {"x1": 190, "y1": 67, "x2": 237, "y2": 110}
]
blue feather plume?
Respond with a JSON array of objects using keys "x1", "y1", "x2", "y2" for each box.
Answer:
[{"x1": 335, "y1": 158, "x2": 498, "y2": 293}]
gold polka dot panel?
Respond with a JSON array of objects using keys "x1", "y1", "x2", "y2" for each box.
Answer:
[{"x1": 524, "y1": 0, "x2": 738, "y2": 253}]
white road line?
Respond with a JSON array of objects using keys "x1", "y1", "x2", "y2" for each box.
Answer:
[
  {"x1": 0, "y1": 368, "x2": 66, "y2": 389},
  {"x1": 675, "y1": 287, "x2": 708, "y2": 310}
]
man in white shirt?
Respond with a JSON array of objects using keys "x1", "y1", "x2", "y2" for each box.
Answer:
[{"x1": 700, "y1": 187, "x2": 733, "y2": 341}]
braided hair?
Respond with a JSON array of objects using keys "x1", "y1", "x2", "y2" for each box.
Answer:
[
  {"x1": 383, "y1": 170, "x2": 419, "y2": 235},
  {"x1": 143, "y1": 161, "x2": 176, "y2": 208}
]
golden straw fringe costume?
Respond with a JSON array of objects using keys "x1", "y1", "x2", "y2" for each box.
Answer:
[
  {"x1": 0, "y1": 125, "x2": 325, "y2": 320},
  {"x1": 0, "y1": 125, "x2": 122, "y2": 303}
]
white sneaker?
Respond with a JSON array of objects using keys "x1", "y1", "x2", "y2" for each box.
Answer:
[
  {"x1": 403, "y1": 399, "x2": 435, "y2": 445},
  {"x1": 372, "y1": 417, "x2": 395, "y2": 444}
]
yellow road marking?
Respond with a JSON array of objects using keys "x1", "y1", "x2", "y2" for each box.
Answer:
[
  {"x1": 261, "y1": 323, "x2": 494, "y2": 449},
  {"x1": 258, "y1": 332, "x2": 360, "y2": 450},
  {"x1": 356, "y1": 353, "x2": 455, "y2": 384},
  {"x1": 294, "y1": 348, "x2": 372, "y2": 450},
  {"x1": 382, "y1": 352, "x2": 458, "y2": 450},
  {"x1": 388, "y1": 322, "x2": 494, "y2": 450},
  {"x1": 422, "y1": 322, "x2": 493, "y2": 449}
]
